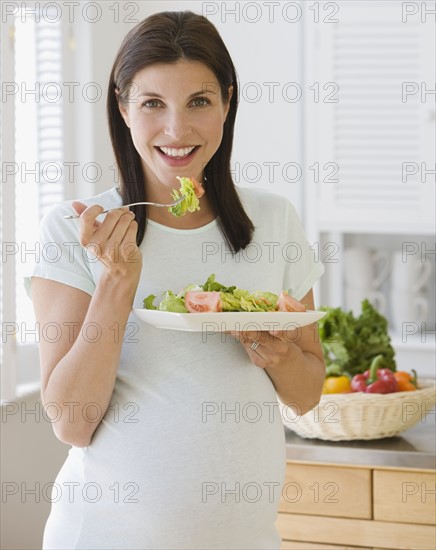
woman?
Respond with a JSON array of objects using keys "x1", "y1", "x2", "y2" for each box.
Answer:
[{"x1": 26, "y1": 10, "x2": 325, "y2": 549}]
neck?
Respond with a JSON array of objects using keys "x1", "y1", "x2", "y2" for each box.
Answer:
[{"x1": 147, "y1": 194, "x2": 215, "y2": 229}]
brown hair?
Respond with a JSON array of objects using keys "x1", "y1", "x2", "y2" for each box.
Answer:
[{"x1": 107, "y1": 10, "x2": 254, "y2": 252}]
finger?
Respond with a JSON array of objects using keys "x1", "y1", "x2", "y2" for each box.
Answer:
[
  {"x1": 89, "y1": 217, "x2": 139, "y2": 266},
  {"x1": 230, "y1": 332, "x2": 265, "y2": 354},
  {"x1": 268, "y1": 329, "x2": 289, "y2": 341},
  {"x1": 231, "y1": 330, "x2": 277, "y2": 346},
  {"x1": 108, "y1": 210, "x2": 135, "y2": 243},
  {"x1": 84, "y1": 213, "x2": 138, "y2": 265},
  {"x1": 73, "y1": 201, "x2": 107, "y2": 223},
  {"x1": 71, "y1": 202, "x2": 100, "y2": 229},
  {"x1": 269, "y1": 327, "x2": 302, "y2": 344},
  {"x1": 87, "y1": 207, "x2": 130, "y2": 246},
  {"x1": 119, "y1": 219, "x2": 140, "y2": 262},
  {"x1": 75, "y1": 204, "x2": 107, "y2": 245},
  {"x1": 123, "y1": 216, "x2": 139, "y2": 240},
  {"x1": 93, "y1": 210, "x2": 135, "y2": 252},
  {"x1": 245, "y1": 347, "x2": 268, "y2": 369},
  {"x1": 231, "y1": 329, "x2": 263, "y2": 342},
  {"x1": 109, "y1": 215, "x2": 139, "y2": 261},
  {"x1": 71, "y1": 201, "x2": 88, "y2": 216}
]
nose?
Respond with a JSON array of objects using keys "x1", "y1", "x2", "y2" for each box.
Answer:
[{"x1": 163, "y1": 109, "x2": 192, "y2": 141}]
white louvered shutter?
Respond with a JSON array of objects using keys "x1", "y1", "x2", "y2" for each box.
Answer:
[
  {"x1": 1, "y1": 16, "x2": 17, "y2": 399},
  {"x1": 1, "y1": 4, "x2": 65, "y2": 397},
  {"x1": 35, "y1": 15, "x2": 64, "y2": 215},
  {"x1": 304, "y1": 1, "x2": 435, "y2": 233}
]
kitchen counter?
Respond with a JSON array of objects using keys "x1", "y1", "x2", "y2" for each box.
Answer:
[{"x1": 284, "y1": 415, "x2": 436, "y2": 470}]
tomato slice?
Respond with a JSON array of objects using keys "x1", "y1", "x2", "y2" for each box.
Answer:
[
  {"x1": 185, "y1": 291, "x2": 222, "y2": 313},
  {"x1": 276, "y1": 291, "x2": 306, "y2": 312},
  {"x1": 190, "y1": 176, "x2": 205, "y2": 198}
]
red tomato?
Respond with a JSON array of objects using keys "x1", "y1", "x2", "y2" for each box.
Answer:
[
  {"x1": 185, "y1": 291, "x2": 222, "y2": 313},
  {"x1": 276, "y1": 291, "x2": 306, "y2": 312},
  {"x1": 190, "y1": 176, "x2": 205, "y2": 198}
]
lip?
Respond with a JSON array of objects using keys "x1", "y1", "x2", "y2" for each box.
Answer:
[
  {"x1": 157, "y1": 144, "x2": 199, "y2": 149},
  {"x1": 155, "y1": 145, "x2": 200, "y2": 167}
]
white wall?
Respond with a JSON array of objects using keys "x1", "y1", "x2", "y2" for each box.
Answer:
[
  {"x1": 200, "y1": 2, "x2": 304, "y2": 211},
  {"x1": 73, "y1": 1, "x2": 304, "y2": 213},
  {"x1": 1, "y1": 390, "x2": 70, "y2": 549}
]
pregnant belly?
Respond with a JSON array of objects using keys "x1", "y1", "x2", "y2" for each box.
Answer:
[
  {"x1": 76, "y1": 386, "x2": 285, "y2": 548},
  {"x1": 75, "y1": 415, "x2": 286, "y2": 549},
  {"x1": 71, "y1": 347, "x2": 287, "y2": 549}
]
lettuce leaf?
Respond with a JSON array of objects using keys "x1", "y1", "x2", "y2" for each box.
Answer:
[
  {"x1": 318, "y1": 299, "x2": 396, "y2": 376},
  {"x1": 143, "y1": 274, "x2": 279, "y2": 313},
  {"x1": 157, "y1": 290, "x2": 188, "y2": 313},
  {"x1": 202, "y1": 273, "x2": 235, "y2": 293},
  {"x1": 143, "y1": 295, "x2": 157, "y2": 310},
  {"x1": 168, "y1": 177, "x2": 200, "y2": 217}
]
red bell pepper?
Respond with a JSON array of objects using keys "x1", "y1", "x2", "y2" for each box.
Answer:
[{"x1": 351, "y1": 355, "x2": 398, "y2": 394}]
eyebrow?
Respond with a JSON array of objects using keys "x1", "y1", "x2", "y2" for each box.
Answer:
[{"x1": 138, "y1": 89, "x2": 217, "y2": 99}]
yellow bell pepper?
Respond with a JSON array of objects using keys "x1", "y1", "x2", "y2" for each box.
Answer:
[{"x1": 322, "y1": 375, "x2": 351, "y2": 394}]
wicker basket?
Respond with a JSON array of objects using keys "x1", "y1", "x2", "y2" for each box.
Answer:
[{"x1": 281, "y1": 379, "x2": 436, "y2": 441}]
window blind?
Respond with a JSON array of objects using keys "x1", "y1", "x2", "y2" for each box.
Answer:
[
  {"x1": 1, "y1": 4, "x2": 65, "y2": 398},
  {"x1": 35, "y1": 14, "x2": 64, "y2": 215},
  {"x1": 305, "y1": 1, "x2": 435, "y2": 232}
]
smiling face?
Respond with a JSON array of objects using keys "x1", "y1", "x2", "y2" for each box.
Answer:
[{"x1": 118, "y1": 60, "x2": 233, "y2": 197}]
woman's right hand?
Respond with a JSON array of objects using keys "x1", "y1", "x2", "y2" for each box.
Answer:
[{"x1": 72, "y1": 201, "x2": 143, "y2": 281}]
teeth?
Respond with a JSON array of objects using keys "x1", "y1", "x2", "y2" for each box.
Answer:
[{"x1": 159, "y1": 146, "x2": 196, "y2": 158}]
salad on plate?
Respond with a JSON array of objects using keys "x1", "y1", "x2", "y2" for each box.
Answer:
[{"x1": 143, "y1": 274, "x2": 307, "y2": 314}]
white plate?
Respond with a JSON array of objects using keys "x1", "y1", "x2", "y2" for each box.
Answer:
[{"x1": 132, "y1": 309, "x2": 327, "y2": 332}]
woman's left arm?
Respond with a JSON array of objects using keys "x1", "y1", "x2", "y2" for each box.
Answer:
[{"x1": 231, "y1": 289, "x2": 326, "y2": 415}]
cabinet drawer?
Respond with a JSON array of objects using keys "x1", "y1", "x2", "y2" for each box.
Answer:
[
  {"x1": 281, "y1": 541, "x2": 371, "y2": 549},
  {"x1": 276, "y1": 513, "x2": 435, "y2": 549},
  {"x1": 373, "y1": 469, "x2": 436, "y2": 525},
  {"x1": 278, "y1": 463, "x2": 372, "y2": 519}
]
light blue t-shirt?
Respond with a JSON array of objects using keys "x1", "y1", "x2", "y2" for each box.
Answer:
[{"x1": 25, "y1": 185, "x2": 324, "y2": 550}]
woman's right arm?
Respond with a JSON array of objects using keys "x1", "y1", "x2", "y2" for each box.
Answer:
[{"x1": 31, "y1": 202, "x2": 142, "y2": 448}]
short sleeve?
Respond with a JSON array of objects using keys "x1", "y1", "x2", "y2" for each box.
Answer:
[
  {"x1": 23, "y1": 203, "x2": 96, "y2": 300},
  {"x1": 282, "y1": 200, "x2": 325, "y2": 301}
]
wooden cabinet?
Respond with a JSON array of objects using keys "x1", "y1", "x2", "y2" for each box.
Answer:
[
  {"x1": 279, "y1": 463, "x2": 372, "y2": 520},
  {"x1": 276, "y1": 461, "x2": 436, "y2": 550},
  {"x1": 281, "y1": 542, "x2": 371, "y2": 550},
  {"x1": 373, "y1": 470, "x2": 436, "y2": 526}
]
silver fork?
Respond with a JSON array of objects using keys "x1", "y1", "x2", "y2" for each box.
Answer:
[{"x1": 63, "y1": 195, "x2": 186, "y2": 219}]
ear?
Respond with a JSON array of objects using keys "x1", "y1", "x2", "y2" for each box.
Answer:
[
  {"x1": 115, "y1": 88, "x2": 130, "y2": 129},
  {"x1": 224, "y1": 85, "x2": 234, "y2": 121}
]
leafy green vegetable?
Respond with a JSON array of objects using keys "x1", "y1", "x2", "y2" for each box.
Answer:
[
  {"x1": 168, "y1": 177, "x2": 200, "y2": 217},
  {"x1": 318, "y1": 299, "x2": 396, "y2": 376},
  {"x1": 144, "y1": 290, "x2": 188, "y2": 313},
  {"x1": 143, "y1": 295, "x2": 157, "y2": 310},
  {"x1": 220, "y1": 291, "x2": 242, "y2": 311},
  {"x1": 202, "y1": 273, "x2": 235, "y2": 293},
  {"x1": 233, "y1": 289, "x2": 278, "y2": 312},
  {"x1": 143, "y1": 273, "x2": 279, "y2": 313},
  {"x1": 158, "y1": 291, "x2": 188, "y2": 313}
]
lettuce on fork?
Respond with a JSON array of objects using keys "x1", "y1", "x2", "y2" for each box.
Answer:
[{"x1": 168, "y1": 176, "x2": 201, "y2": 217}]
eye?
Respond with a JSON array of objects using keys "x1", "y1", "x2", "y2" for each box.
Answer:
[
  {"x1": 142, "y1": 99, "x2": 162, "y2": 108},
  {"x1": 191, "y1": 97, "x2": 210, "y2": 107}
]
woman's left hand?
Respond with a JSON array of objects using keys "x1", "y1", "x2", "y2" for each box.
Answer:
[
  {"x1": 228, "y1": 328, "x2": 304, "y2": 370},
  {"x1": 227, "y1": 289, "x2": 326, "y2": 413}
]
